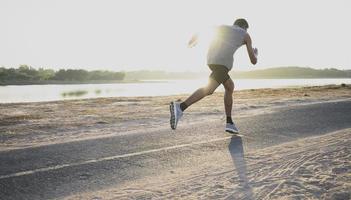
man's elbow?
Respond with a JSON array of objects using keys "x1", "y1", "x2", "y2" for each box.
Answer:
[{"x1": 251, "y1": 58, "x2": 257, "y2": 65}]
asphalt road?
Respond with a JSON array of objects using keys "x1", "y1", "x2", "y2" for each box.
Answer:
[{"x1": 0, "y1": 100, "x2": 350, "y2": 199}]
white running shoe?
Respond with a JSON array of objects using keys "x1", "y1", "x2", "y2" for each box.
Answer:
[
  {"x1": 170, "y1": 101, "x2": 183, "y2": 130},
  {"x1": 225, "y1": 122, "x2": 239, "y2": 134}
]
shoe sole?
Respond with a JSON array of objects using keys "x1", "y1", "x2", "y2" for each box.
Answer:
[
  {"x1": 225, "y1": 128, "x2": 239, "y2": 134},
  {"x1": 170, "y1": 102, "x2": 177, "y2": 130}
]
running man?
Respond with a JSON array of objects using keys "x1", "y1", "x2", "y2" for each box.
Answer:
[{"x1": 170, "y1": 18, "x2": 258, "y2": 134}]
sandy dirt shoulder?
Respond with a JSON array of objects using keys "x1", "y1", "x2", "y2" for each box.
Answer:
[
  {"x1": 66, "y1": 128, "x2": 351, "y2": 200},
  {"x1": 1, "y1": 84, "x2": 351, "y2": 151}
]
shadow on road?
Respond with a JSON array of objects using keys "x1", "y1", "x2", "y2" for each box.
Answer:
[{"x1": 226, "y1": 135, "x2": 254, "y2": 200}]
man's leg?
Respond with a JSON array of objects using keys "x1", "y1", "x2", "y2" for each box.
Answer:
[
  {"x1": 223, "y1": 78, "x2": 238, "y2": 133},
  {"x1": 181, "y1": 78, "x2": 220, "y2": 111},
  {"x1": 223, "y1": 78, "x2": 234, "y2": 123},
  {"x1": 170, "y1": 78, "x2": 220, "y2": 130}
]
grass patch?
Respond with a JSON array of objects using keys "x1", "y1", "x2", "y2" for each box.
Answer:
[
  {"x1": 62, "y1": 90, "x2": 88, "y2": 97},
  {"x1": 0, "y1": 114, "x2": 42, "y2": 126}
]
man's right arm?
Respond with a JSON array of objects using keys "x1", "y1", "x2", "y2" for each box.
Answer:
[
  {"x1": 188, "y1": 34, "x2": 198, "y2": 48},
  {"x1": 244, "y1": 33, "x2": 258, "y2": 65}
]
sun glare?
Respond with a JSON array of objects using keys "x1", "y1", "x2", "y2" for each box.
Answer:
[{"x1": 198, "y1": 26, "x2": 216, "y2": 49}]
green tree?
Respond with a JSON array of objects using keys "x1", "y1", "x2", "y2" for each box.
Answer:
[{"x1": 38, "y1": 68, "x2": 55, "y2": 80}]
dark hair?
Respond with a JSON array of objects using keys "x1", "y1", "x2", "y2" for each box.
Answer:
[{"x1": 234, "y1": 18, "x2": 249, "y2": 30}]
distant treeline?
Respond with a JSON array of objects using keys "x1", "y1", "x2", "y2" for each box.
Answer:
[
  {"x1": 231, "y1": 67, "x2": 351, "y2": 79},
  {"x1": 1, "y1": 66, "x2": 350, "y2": 85},
  {"x1": 0, "y1": 65, "x2": 125, "y2": 85}
]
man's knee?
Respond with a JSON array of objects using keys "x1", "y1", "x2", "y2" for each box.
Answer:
[
  {"x1": 207, "y1": 89, "x2": 215, "y2": 95},
  {"x1": 228, "y1": 85, "x2": 234, "y2": 93},
  {"x1": 202, "y1": 87, "x2": 215, "y2": 96},
  {"x1": 225, "y1": 81, "x2": 234, "y2": 93}
]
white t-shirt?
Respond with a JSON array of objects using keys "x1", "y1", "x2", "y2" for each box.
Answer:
[{"x1": 207, "y1": 25, "x2": 247, "y2": 70}]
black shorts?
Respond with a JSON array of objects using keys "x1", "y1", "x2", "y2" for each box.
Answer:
[{"x1": 208, "y1": 64, "x2": 230, "y2": 84}]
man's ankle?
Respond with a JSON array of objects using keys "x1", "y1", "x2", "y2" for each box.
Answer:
[
  {"x1": 226, "y1": 116, "x2": 233, "y2": 124},
  {"x1": 180, "y1": 102, "x2": 188, "y2": 112}
]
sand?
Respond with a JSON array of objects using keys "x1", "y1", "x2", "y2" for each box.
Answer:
[{"x1": 1, "y1": 84, "x2": 350, "y2": 151}]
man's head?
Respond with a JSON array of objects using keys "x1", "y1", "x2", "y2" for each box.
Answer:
[{"x1": 233, "y1": 18, "x2": 249, "y2": 30}]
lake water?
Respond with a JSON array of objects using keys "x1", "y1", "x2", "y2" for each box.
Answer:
[{"x1": 0, "y1": 79, "x2": 350, "y2": 103}]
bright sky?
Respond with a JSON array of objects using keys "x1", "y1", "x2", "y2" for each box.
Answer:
[{"x1": 0, "y1": 0, "x2": 350, "y2": 72}]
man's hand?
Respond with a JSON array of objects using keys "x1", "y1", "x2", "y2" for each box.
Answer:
[{"x1": 188, "y1": 34, "x2": 198, "y2": 48}]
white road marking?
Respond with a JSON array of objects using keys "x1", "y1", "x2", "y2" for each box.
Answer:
[{"x1": 0, "y1": 136, "x2": 233, "y2": 180}]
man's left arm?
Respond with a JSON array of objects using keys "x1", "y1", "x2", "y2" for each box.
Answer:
[{"x1": 244, "y1": 33, "x2": 258, "y2": 65}]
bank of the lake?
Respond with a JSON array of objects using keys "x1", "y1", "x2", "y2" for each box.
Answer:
[{"x1": 0, "y1": 84, "x2": 350, "y2": 151}]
